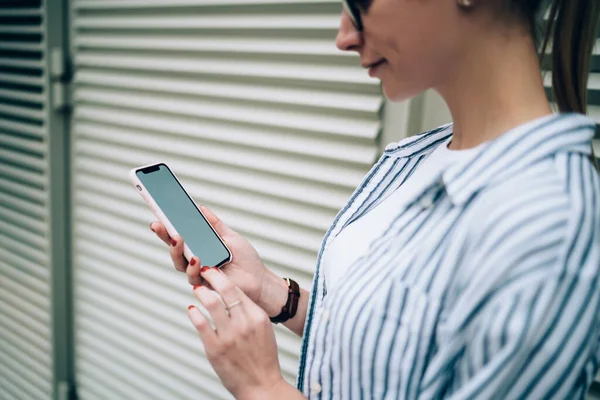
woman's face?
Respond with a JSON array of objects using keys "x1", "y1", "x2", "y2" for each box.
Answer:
[{"x1": 336, "y1": 0, "x2": 471, "y2": 101}]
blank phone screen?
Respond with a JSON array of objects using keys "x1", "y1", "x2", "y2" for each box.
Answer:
[{"x1": 137, "y1": 164, "x2": 230, "y2": 267}]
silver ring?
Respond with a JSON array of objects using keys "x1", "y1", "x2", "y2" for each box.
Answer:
[{"x1": 225, "y1": 300, "x2": 242, "y2": 311}]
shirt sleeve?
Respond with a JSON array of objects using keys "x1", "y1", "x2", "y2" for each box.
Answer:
[{"x1": 419, "y1": 181, "x2": 600, "y2": 400}]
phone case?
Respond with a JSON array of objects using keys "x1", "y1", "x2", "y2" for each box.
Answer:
[{"x1": 129, "y1": 162, "x2": 232, "y2": 267}]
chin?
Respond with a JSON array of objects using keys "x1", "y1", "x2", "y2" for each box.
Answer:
[{"x1": 381, "y1": 80, "x2": 426, "y2": 103}]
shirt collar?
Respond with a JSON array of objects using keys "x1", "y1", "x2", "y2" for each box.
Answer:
[
  {"x1": 442, "y1": 113, "x2": 596, "y2": 205},
  {"x1": 388, "y1": 113, "x2": 596, "y2": 207}
]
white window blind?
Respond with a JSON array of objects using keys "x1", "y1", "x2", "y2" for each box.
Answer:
[
  {"x1": 0, "y1": 1, "x2": 54, "y2": 399},
  {"x1": 70, "y1": 1, "x2": 382, "y2": 399}
]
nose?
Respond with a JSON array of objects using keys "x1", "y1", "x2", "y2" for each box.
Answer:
[{"x1": 335, "y1": 11, "x2": 362, "y2": 52}]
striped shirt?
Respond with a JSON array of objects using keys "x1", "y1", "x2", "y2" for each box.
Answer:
[{"x1": 297, "y1": 113, "x2": 600, "y2": 399}]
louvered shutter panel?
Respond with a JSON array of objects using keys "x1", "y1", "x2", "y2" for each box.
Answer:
[
  {"x1": 70, "y1": 1, "x2": 382, "y2": 398},
  {"x1": 0, "y1": 1, "x2": 54, "y2": 399}
]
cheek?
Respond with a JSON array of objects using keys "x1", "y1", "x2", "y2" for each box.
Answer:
[
  {"x1": 378, "y1": 42, "x2": 436, "y2": 101},
  {"x1": 378, "y1": 28, "x2": 460, "y2": 100},
  {"x1": 365, "y1": 0, "x2": 464, "y2": 98}
]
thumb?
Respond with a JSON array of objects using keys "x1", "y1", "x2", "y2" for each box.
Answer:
[{"x1": 200, "y1": 205, "x2": 235, "y2": 236}]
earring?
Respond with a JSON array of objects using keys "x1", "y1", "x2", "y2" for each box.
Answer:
[{"x1": 458, "y1": 0, "x2": 475, "y2": 8}]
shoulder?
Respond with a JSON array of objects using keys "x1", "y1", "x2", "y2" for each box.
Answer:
[
  {"x1": 470, "y1": 153, "x2": 599, "y2": 224},
  {"x1": 470, "y1": 158, "x2": 570, "y2": 226},
  {"x1": 444, "y1": 155, "x2": 600, "y2": 322},
  {"x1": 464, "y1": 153, "x2": 600, "y2": 266},
  {"x1": 446, "y1": 154, "x2": 600, "y2": 327}
]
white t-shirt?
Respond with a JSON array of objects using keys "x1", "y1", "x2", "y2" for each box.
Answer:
[{"x1": 322, "y1": 137, "x2": 482, "y2": 289}]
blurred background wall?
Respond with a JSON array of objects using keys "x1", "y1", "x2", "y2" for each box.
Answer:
[{"x1": 0, "y1": 1, "x2": 599, "y2": 400}]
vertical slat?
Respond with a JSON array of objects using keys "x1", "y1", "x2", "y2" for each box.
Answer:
[{"x1": 0, "y1": 1, "x2": 54, "y2": 399}]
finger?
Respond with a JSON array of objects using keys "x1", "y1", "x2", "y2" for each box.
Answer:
[
  {"x1": 234, "y1": 286, "x2": 269, "y2": 329},
  {"x1": 234, "y1": 286, "x2": 262, "y2": 314},
  {"x1": 186, "y1": 257, "x2": 202, "y2": 285},
  {"x1": 169, "y1": 235, "x2": 188, "y2": 272},
  {"x1": 200, "y1": 267, "x2": 243, "y2": 318},
  {"x1": 187, "y1": 305, "x2": 218, "y2": 346},
  {"x1": 150, "y1": 221, "x2": 171, "y2": 245},
  {"x1": 200, "y1": 205, "x2": 235, "y2": 237},
  {"x1": 186, "y1": 271, "x2": 204, "y2": 286},
  {"x1": 199, "y1": 277, "x2": 214, "y2": 290},
  {"x1": 188, "y1": 276, "x2": 214, "y2": 290},
  {"x1": 188, "y1": 275, "x2": 203, "y2": 286},
  {"x1": 188, "y1": 276, "x2": 212, "y2": 289},
  {"x1": 194, "y1": 285, "x2": 231, "y2": 333}
]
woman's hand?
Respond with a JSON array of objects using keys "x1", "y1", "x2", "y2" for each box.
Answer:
[
  {"x1": 188, "y1": 268, "x2": 304, "y2": 399},
  {"x1": 151, "y1": 205, "x2": 305, "y2": 335},
  {"x1": 150, "y1": 205, "x2": 271, "y2": 307}
]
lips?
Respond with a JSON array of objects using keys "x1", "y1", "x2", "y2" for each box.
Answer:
[{"x1": 362, "y1": 58, "x2": 386, "y2": 69}]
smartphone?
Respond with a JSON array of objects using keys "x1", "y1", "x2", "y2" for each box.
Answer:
[{"x1": 130, "y1": 162, "x2": 232, "y2": 268}]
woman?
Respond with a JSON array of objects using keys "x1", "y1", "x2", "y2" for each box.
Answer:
[{"x1": 151, "y1": 0, "x2": 600, "y2": 398}]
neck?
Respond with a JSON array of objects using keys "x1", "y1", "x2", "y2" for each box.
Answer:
[{"x1": 435, "y1": 28, "x2": 553, "y2": 150}]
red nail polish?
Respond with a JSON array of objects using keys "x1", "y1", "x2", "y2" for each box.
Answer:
[
  {"x1": 200, "y1": 266, "x2": 210, "y2": 273},
  {"x1": 190, "y1": 257, "x2": 197, "y2": 266},
  {"x1": 193, "y1": 285, "x2": 200, "y2": 290},
  {"x1": 188, "y1": 305, "x2": 194, "y2": 310},
  {"x1": 171, "y1": 238, "x2": 177, "y2": 246}
]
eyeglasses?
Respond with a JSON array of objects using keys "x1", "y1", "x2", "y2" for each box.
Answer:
[{"x1": 342, "y1": 0, "x2": 364, "y2": 31}]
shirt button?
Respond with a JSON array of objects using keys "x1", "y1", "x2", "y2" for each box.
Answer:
[
  {"x1": 419, "y1": 195, "x2": 435, "y2": 209},
  {"x1": 321, "y1": 309, "x2": 330, "y2": 323},
  {"x1": 312, "y1": 382, "x2": 322, "y2": 394}
]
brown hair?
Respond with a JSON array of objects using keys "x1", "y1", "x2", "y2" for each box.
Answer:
[{"x1": 536, "y1": 0, "x2": 600, "y2": 168}]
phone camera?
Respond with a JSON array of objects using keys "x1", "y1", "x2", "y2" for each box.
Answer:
[{"x1": 136, "y1": 185, "x2": 142, "y2": 191}]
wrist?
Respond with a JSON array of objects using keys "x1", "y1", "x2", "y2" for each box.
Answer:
[
  {"x1": 238, "y1": 377, "x2": 292, "y2": 400},
  {"x1": 257, "y1": 270, "x2": 288, "y2": 318}
]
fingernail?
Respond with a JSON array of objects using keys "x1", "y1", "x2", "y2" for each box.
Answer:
[
  {"x1": 193, "y1": 285, "x2": 200, "y2": 291},
  {"x1": 171, "y1": 238, "x2": 177, "y2": 246},
  {"x1": 188, "y1": 305, "x2": 194, "y2": 311},
  {"x1": 190, "y1": 257, "x2": 197, "y2": 266},
  {"x1": 150, "y1": 223, "x2": 154, "y2": 232},
  {"x1": 200, "y1": 266, "x2": 210, "y2": 273}
]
